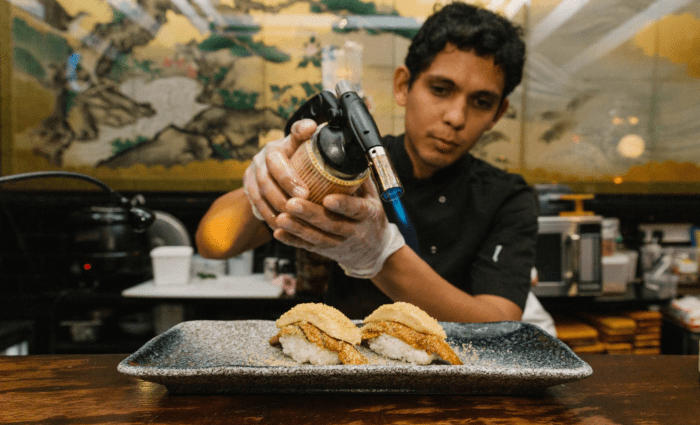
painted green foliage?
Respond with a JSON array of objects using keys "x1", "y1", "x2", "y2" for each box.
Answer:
[
  {"x1": 108, "y1": 53, "x2": 131, "y2": 82},
  {"x1": 198, "y1": 35, "x2": 290, "y2": 63},
  {"x1": 298, "y1": 36, "x2": 322, "y2": 68},
  {"x1": 212, "y1": 144, "x2": 233, "y2": 159},
  {"x1": 132, "y1": 58, "x2": 162, "y2": 79},
  {"x1": 275, "y1": 83, "x2": 324, "y2": 119},
  {"x1": 111, "y1": 136, "x2": 149, "y2": 154},
  {"x1": 219, "y1": 89, "x2": 259, "y2": 109},
  {"x1": 221, "y1": 23, "x2": 262, "y2": 34},
  {"x1": 107, "y1": 55, "x2": 162, "y2": 83},
  {"x1": 13, "y1": 47, "x2": 46, "y2": 80},
  {"x1": 314, "y1": 0, "x2": 377, "y2": 15},
  {"x1": 64, "y1": 90, "x2": 78, "y2": 115},
  {"x1": 301, "y1": 82, "x2": 324, "y2": 97},
  {"x1": 111, "y1": 8, "x2": 126, "y2": 25},
  {"x1": 12, "y1": 17, "x2": 71, "y2": 82},
  {"x1": 199, "y1": 35, "x2": 252, "y2": 57},
  {"x1": 270, "y1": 85, "x2": 293, "y2": 100}
]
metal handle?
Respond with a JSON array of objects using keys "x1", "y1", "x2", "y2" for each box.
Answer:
[{"x1": 564, "y1": 233, "x2": 581, "y2": 287}]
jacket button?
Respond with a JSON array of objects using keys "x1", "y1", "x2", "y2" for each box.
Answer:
[
  {"x1": 438, "y1": 196, "x2": 446, "y2": 203},
  {"x1": 430, "y1": 246, "x2": 438, "y2": 254}
]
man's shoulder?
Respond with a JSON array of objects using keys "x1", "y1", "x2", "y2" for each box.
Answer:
[
  {"x1": 467, "y1": 154, "x2": 530, "y2": 191},
  {"x1": 466, "y1": 156, "x2": 539, "y2": 219}
]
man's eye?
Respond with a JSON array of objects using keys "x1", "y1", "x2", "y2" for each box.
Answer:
[
  {"x1": 474, "y1": 98, "x2": 495, "y2": 109},
  {"x1": 431, "y1": 85, "x2": 450, "y2": 96}
]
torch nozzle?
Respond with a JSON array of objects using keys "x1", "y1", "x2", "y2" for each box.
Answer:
[{"x1": 367, "y1": 146, "x2": 403, "y2": 202}]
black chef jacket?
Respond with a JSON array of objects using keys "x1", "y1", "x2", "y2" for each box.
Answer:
[{"x1": 323, "y1": 134, "x2": 539, "y2": 320}]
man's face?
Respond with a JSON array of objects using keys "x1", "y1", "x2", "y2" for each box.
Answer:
[{"x1": 394, "y1": 44, "x2": 509, "y2": 179}]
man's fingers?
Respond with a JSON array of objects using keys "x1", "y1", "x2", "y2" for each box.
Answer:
[
  {"x1": 243, "y1": 166, "x2": 278, "y2": 228},
  {"x1": 323, "y1": 191, "x2": 382, "y2": 222},
  {"x1": 256, "y1": 175, "x2": 287, "y2": 216},
  {"x1": 289, "y1": 119, "x2": 318, "y2": 150},
  {"x1": 243, "y1": 151, "x2": 296, "y2": 228},
  {"x1": 264, "y1": 119, "x2": 317, "y2": 200},
  {"x1": 272, "y1": 228, "x2": 312, "y2": 250},
  {"x1": 241, "y1": 119, "x2": 319, "y2": 228},
  {"x1": 281, "y1": 198, "x2": 358, "y2": 239},
  {"x1": 266, "y1": 148, "x2": 308, "y2": 199},
  {"x1": 273, "y1": 213, "x2": 344, "y2": 248}
]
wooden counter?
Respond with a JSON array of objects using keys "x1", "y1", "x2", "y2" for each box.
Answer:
[{"x1": 1, "y1": 354, "x2": 698, "y2": 424}]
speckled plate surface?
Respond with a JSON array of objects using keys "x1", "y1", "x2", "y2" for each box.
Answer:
[{"x1": 117, "y1": 320, "x2": 592, "y2": 395}]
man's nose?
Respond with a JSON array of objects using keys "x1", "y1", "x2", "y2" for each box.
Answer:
[{"x1": 443, "y1": 99, "x2": 466, "y2": 130}]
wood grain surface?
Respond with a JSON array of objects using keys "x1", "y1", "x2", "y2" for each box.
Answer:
[{"x1": 1, "y1": 354, "x2": 698, "y2": 424}]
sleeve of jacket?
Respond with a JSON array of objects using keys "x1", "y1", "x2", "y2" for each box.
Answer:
[{"x1": 469, "y1": 179, "x2": 538, "y2": 311}]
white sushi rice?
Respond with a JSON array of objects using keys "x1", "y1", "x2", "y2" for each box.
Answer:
[
  {"x1": 367, "y1": 334, "x2": 438, "y2": 365},
  {"x1": 278, "y1": 334, "x2": 341, "y2": 365}
]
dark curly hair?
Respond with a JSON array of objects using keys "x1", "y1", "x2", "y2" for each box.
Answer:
[{"x1": 405, "y1": 2, "x2": 526, "y2": 100}]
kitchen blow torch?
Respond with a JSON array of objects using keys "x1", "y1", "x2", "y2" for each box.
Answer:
[
  {"x1": 284, "y1": 80, "x2": 419, "y2": 251},
  {"x1": 284, "y1": 80, "x2": 402, "y2": 203}
]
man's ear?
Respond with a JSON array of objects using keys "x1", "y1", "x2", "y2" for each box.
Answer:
[
  {"x1": 393, "y1": 66, "x2": 410, "y2": 107},
  {"x1": 486, "y1": 98, "x2": 510, "y2": 131}
]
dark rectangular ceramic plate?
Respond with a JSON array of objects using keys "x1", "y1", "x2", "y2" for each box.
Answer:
[{"x1": 117, "y1": 320, "x2": 592, "y2": 395}]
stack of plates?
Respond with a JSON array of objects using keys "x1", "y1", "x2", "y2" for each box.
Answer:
[
  {"x1": 554, "y1": 310, "x2": 663, "y2": 354},
  {"x1": 622, "y1": 310, "x2": 662, "y2": 355},
  {"x1": 556, "y1": 311, "x2": 664, "y2": 355},
  {"x1": 577, "y1": 312, "x2": 636, "y2": 355},
  {"x1": 553, "y1": 315, "x2": 606, "y2": 354}
]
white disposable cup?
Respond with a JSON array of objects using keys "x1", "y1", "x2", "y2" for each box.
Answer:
[
  {"x1": 227, "y1": 250, "x2": 254, "y2": 276},
  {"x1": 150, "y1": 246, "x2": 193, "y2": 285},
  {"x1": 191, "y1": 254, "x2": 227, "y2": 276},
  {"x1": 227, "y1": 249, "x2": 253, "y2": 276}
]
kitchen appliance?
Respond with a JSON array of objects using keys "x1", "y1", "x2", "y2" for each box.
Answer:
[
  {"x1": 0, "y1": 171, "x2": 155, "y2": 230},
  {"x1": 69, "y1": 204, "x2": 152, "y2": 290},
  {"x1": 533, "y1": 215, "x2": 603, "y2": 297},
  {"x1": 0, "y1": 171, "x2": 156, "y2": 291}
]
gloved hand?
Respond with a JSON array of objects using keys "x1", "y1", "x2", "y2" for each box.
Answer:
[
  {"x1": 274, "y1": 180, "x2": 405, "y2": 279},
  {"x1": 242, "y1": 119, "x2": 316, "y2": 229}
]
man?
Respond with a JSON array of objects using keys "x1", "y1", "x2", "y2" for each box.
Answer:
[{"x1": 196, "y1": 3, "x2": 537, "y2": 322}]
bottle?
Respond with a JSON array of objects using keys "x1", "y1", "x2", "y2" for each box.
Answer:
[{"x1": 601, "y1": 218, "x2": 620, "y2": 257}]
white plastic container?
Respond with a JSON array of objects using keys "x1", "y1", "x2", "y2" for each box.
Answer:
[
  {"x1": 602, "y1": 253, "x2": 630, "y2": 293},
  {"x1": 227, "y1": 250, "x2": 254, "y2": 276},
  {"x1": 191, "y1": 254, "x2": 227, "y2": 277},
  {"x1": 150, "y1": 246, "x2": 193, "y2": 285},
  {"x1": 621, "y1": 249, "x2": 638, "y2": 284}
]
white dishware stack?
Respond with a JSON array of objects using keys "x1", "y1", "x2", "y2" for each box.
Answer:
[{"x1": 150, "y1": 246, "x2": 193, "y2": 285}]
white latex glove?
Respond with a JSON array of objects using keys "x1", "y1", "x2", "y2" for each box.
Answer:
[
  {"x1": 274, "y1": 180, "x2": 405, "y2": 279},
  {"x1": 242, "y1": 119, "x2": 316, "y2": 229}
]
